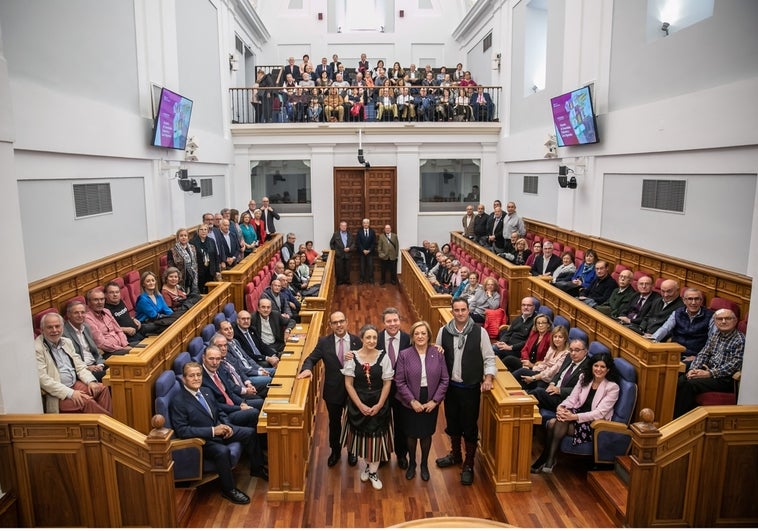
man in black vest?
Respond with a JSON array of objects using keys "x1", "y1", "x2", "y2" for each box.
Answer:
[{"x1": 434, "y1": 297, "x2": 496, "y2": 486}]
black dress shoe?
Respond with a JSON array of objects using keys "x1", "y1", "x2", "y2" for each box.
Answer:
[
  {"x1": 405, "y1": 465, "x2": 416, "y2": 480},
  {"x1": 222, "y1": 488, "x2": 250, "y2": 505},
  {"x1": 348, "y1": 453, "x2": 358, "y2": 466},
  {"x1": 420, "y1": 463, "x2": 430, "y2": 482},
  {"x1": 397, "y1": 456, "x2": 408, "y2": 470},
  {"x1": 327, "y1": 452, "x2": 340, "y2": 467},
  {"x1": 435, "y1": 453, "x2": 462, "y2": 468},
  {"x1": 461, "y1": 466, "x2": 474, "y2": 485},
  {"x1": 250, "y1": 466, "x2": 269, "y2": 481}
]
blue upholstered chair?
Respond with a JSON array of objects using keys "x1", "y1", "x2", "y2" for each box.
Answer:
[
  {"x1": 188, "y1": 336, "x2": 205, "y2": 362},
  {"x1": 212, "y1": 312, "x2": 226, "y2": 329},
  {"x1": 223, "y1": 302, "x2": 237, "y2": 324},
  {"x1": 154, "y1": 370, "x2": 243, "y2": 483},
  {"x1": 537, "y1": 306, "x2": 554, "y2": 320},
  {"x1": 200, "y1": 323, "x2": 217, "y2": 345},
  {"x1": 568, "y1": 327, "x2": 589, "y2": 344},
  {"x1": 172, "y1": 351, "x2": 191, "y2": 378},
  {"x1": 553, "y1": 315, "x2": 570, "y2": 330}
]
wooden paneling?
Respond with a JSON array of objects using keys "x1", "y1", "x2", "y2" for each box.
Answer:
[
  {"x1": 627, "y1": 406, "x2": 758, "y2": 527},
  {"x1": 524, "y1": 219, "x2": 752, "y2": 320},
  {"x1": 0, "y1": 415, "x2": 176, "y2": 528}
]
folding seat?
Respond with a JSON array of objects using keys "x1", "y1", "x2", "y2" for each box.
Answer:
[
  {"x1": 498, "y1": 277, "x2": 508, "y2": 290},
  {"x1": 159, "y1": 254, "x2": 168, "y2": 279},
  {"x1": 187, "y1": 336, "x2": 205, "y2": 362},
  {"x1": 63, "y1": 295, "x2": 86, "y2": 311},
  {"x1": 172, "y1": 352, "x2": 191, "y2": 378},
  {"x1": 33, "y1": 308, "x2": 58, "y2": 336},
  {"x1": 562, "y1": 246, "x2": 575, "y2": 259},
  {"x1": 737, "y1": 312, "x2": 748, "y2": 334},
  {"x1": 200, "y1": 323, "x2": 217, "y2": 345},
  {"x1": 124, "y1": 270, "x2": 142, "y2": 309},
  {"x1": 246, "y1": 293, "x2": 258, "y2": 313},
  {"x1": 569, "y1": 327, "x2": 589, "y2": 344},
  {"x1": 552, "y1": 242, "x2": 562, "y2": 254},
  {"x1": 109, "y1": 277, "x2": 135, "y2": 314},
  {"x1": 223, "y1": 302, "x2": 237, "y2": 320},
  {"x1": 482, "y1": 267, "x2": 492, "y2": 279},
  {"x1": 212, "y1": 312, "x2": 226, "y2": 329},
  {"x1": 537, "y1": 306, "x2": 554, "y2": 320},
  {"x1": 653, "y1": 277, "x2": 665, "y2": 294},
  {"x1": 553, "y1": 315, "x2": 570, "y2": 330},
  {"x1": 498, "y1": 287, "x2": 509, "y2": 315}
]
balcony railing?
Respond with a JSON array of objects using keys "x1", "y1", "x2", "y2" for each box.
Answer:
[{"x1": 230, "y1": 85, "x2": 501, "y2": 125}]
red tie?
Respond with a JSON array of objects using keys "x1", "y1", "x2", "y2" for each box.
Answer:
[
  {"x1": 338, "y1": 337, "x2": 345, "y2": 365},
  {"x1": 388, "y1": 336, "x2": 397, "y2": 366},
  {"x1": 212, "y1": 372, "x2": 234, "y2": 406}
]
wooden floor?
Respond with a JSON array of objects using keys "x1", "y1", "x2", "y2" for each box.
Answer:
[{"x1": 183, "y1": 281, "x2": 618, "y2": 528}]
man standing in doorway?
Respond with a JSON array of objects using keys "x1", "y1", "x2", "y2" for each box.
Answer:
[
  {"x1": 356, "y1": 218, "x2": 377, "y2": 284},
  {"x1": 330, "y1": 221, "x2": 355, "y2": 285},
  {"x1": 377, "y1": 224, "x2": 399, "y2": 285}
]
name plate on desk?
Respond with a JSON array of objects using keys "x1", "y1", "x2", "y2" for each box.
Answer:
[{"x1": 266, "y1": 378, "x2": 294, "y2": 398}]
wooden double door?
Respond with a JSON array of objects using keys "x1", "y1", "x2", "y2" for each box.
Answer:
[{"x1": 333, "y1": 167, "x2": 397, "y2": 278}]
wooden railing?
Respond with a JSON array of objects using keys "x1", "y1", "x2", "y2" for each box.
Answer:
[
  {"x1": 626, "y1": 406, "x2": 758, "y2": 527},
  {"x1": 219, "y1": 233, "x2": 283, "y2": 310},
  {"x1": 524, "y1": 219, "x2": 752, "y2": 320},
  {"x1": 28, "y1": 232, "x2": 183, "y2": 316},
  {"x1": 105, "y1": 281, "x2": 232, "y2": 434},
  {"x1": 0, "y1": 414, "x2": 177, "y2": 527},
  {"x1": 399, "y1": 250, "x2": 452, "y2": 331},
  {"x1": 528, "y1": 278, "x2": 683, "y2": 425},
  {"x1": 302, "y1": 251, "x2": 336, "y2": 334},
  {"x1": 450, "y1": 232, "x2": 533, "y2": 315}
]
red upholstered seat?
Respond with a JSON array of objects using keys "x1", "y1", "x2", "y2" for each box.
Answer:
[
  {"x1": 708, "y1": 297, "x2": 741, "y2": 321},
  {"x1": 33, "y1": 308, "x2": 58, "y2": 337},
  {"x1": 124, "y1": 270, "x2": 142, "y2": 309},
  {"x1": 483, "y1": 308, "x2": 506, "y2": 340},
  {"x1": 695, "y1": 372, "x2": 740, "y2": 406},
  {"x1": 552, "y1": 242, "x2": 562, "y2": 254}
]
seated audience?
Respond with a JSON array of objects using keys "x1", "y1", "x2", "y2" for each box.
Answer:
[
  {"x1": 492, "y1": 297, "x2": 538, "y2": 359},
  {"x1": 648, "y1": 288, "x2": 715, "y2": 366},
  {"x1": 211, "y1": 329, "x2": 273, "y2": 390},
  {"x1": 529, "y1": 338, "x2": 591, "y2": 413},
  {"x1": 304, "y1": 240, "x2": 320, "y2": 265},
  {"x1": 103, "y1": 281, "x2": 150, "y2": 343},
  {"x1": 252, "y1": 298, "x2": 295, "y2": 355},
  {"x1": 471, "y1": 86, "x2": 494, "y2": 121},
  {"x1": 35, "y1": 312, "x2": 112, "y2": 414},
  {"x1": 162, "y1": 266, "x2": 201, "y2": 311},
  {"x1": 135, "y1": 271, "x2": 175, "y2": 332},
  {"x1": 525, "y1": 241, "x2": 541, "y2": 267},
  {"x1": 501, "y1": 313, "x2": 553, "y2": 372},
  {"x1": 500, "y1": 231, "x2": 520, "y2": 261},
  {"x1": 167, "y1": 228, "x2": 199, "y2": 295},
  {"x1": 514, "y1": 325, "x2": 570, "y2": 391},
  {"x1": 191, "y1": 223, "x2": 221, "y2": 294},
  {"x1": 261, "y1": 277, "x2": 298, "y2": 324},
  {"x1": 577, "y1": 261, "x2": 617, "y2": 308},
  {"x1": 170, "y1": 361, "x2": 259, "y2": 504},
  {"x1": 85, "y1": 287, "x2": 132, "y2": 355},
  {"x1": 554, "y1": 249, "x2": 596, "y2": 295},
  {"x1": 233, "y1": 311, "x2": 279, "y2": 369},
  {"x1": 531, "y1": 352, "x2": 619, "y2": 474},
  {"x1": 451, "y1": 266, "x2": 471, "y2": 298},
  {"x1": 595, "y1": 270, "x2": 637, "y2": 318},
  {"x1": 278, "y1": 273, "x2": 302, "y2": 320},
  {"x1": 673, "y1": 309, "x2": 743, "y2": 418},
  {"x1": 550, "y1": 251, "x2": 577, "y2": 286},
  {"x1": 530, "y1": 241, "x2": 562, "y2": 277},
  {"x1": 508, "y1": 238, "x2": 531, "y2": 266},
  {"x1": 628, "y1": 279, "x2": 684, "y2": 335},
  {"x1": 296, "y1": 253, "x2": 311, "y2": 285},
  {"x1": 63, "y1": 300, "x2": 106, "y2": 381},
  {"x1": 617, "y1": 276, "x2": 660, "y2": 327},
  {"x1": 468, "y1": 276, "x2": 500, "y2": 324}
]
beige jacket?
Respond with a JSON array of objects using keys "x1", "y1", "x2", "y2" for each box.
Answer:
[
  {"x1": 35, "y1": 335, "x2": 96, "y2": 413},
  {"x1": 377, "y1": 232, "x2": 399, "y2": 261}
]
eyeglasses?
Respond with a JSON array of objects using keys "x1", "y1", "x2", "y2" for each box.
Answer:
[
  {"x1": 331, "y1": 319, "x2": 346, "y2": 325},
  {"x1": 715, "y1": 316, "x2": 735, "y2": 321},
  {"x1": 684, "y1": 297, "x2": 701, "y2": 302}
]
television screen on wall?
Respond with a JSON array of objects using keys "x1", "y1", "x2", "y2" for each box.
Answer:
[
  {"x1": 152, "y1": 87, "x2": 193, "y2": 150},
  {"x1": 550, "y1": 85, "x2": 599, "y2": 147}
]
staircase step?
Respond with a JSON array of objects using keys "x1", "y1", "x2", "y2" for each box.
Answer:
[
  {"x1": 588, "y1": 470, "x2": 628, "y2": 527},
  {"x1": 175, "y1": 487, "x2": 197, "y2": 527},
  {"x1": 614, "y1": 455, "x2": 631, "y2": 485}
]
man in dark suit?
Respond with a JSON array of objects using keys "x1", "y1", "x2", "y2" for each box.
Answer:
[
  {"x1": 529, "y1": 338, "x2": 590, "y2": 412},
  {"x1": 472, "y1": 204, "x2": 490, "y2": 245},
  {"x1": 470, "y1": 86, "x2": 495, "y2": 121},
  {"x1": 329, "y1": 54, "x2": 342, "y2": 80},
  {"x1": 577, "y1": 261, "x2": 618, "y2": 307},
  {"x1": 251, "y1": 298, "x2": 294, "y2": 355},
  {"x1": 233, "y1": 310, "x2": 280, "y2": 369},
  {"x1": 618, "y1": 275, "x2": 660, "y2": 327},
  {"x1": 209, "y1": 330, "x2": 272, "y2": 391},
  {"x1": 260, "y1": 196, "x2": 280, "y2": 239},
  {"x1": 330, "y1": 221, "x2": 355, "y2": 285},
  {"x1": 485, "y1": 202, "x2": 506, "y2": 253},
  {"x1": 492, "y1": 297, "x2": 537, "y2": 359},
  {"x1": 170, "y1": 362, "x2": 256, "y2": 504},
  {"x1": 375, "y1": 307, "x2": 412, "y2": 469},
  {"x1": 214, "y1": 219, "x2": 242, "y2": 270},
  {"x1": 297, "y1": 310, "x2": 362, "y2": 467},
  {"x1": 530, "y1": 241, "x2": 562, "y2": 276},
  {"x1": 355, "y1": 218, "x2": 377, "y2": 284},
  {"x1": 629, "y1": 279, "x2": 684, "y2": 335},
  {"x1": 314, "y1": 57, "x2": 332, "y2": 80},
  {"x1": 282, "y1": 56, "x2": 301, "y2": 84},
  {"x1": 62, "y1": 301, "x2": 106, "y2": 381}
]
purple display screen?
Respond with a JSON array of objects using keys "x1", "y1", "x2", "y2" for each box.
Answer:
[
  {"x1": 152, "y1": 88, "x2": 193, "y2": 150},
  {"x1": 550, "y1": 86, "x2": 598, "y2": 147}
]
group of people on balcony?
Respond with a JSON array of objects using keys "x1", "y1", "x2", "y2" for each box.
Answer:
[{"x1": 251, "y1": 53, "x2": 495, "y2": 123}]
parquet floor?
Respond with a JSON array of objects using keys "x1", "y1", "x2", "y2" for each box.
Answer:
[{"x1": 183, "y1": 281, "x2": 618, "y2": 528}]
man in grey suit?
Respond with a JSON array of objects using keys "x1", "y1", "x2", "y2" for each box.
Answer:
[
  {"x1": 529, "y1": 338, "x2": 590, "y2": 412},
  {"x1": 297, "y1": 310, "x2": 362, "y2": 467},
  {"x1": 376, "y1": 307, "x2": 412, "y2": 469},
  {"x1": 62, "y1": 300, "x2": 106, "y2": 381},
  {"x1": 260, "y1": 196, "x2": 280, "y2": 239},
  {"x1": 377, "y1": 224, "x2": 399, "y2": 285}
]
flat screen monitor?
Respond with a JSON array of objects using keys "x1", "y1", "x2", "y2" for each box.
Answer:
[
  {"x1": 550, "y1": 85, "x2": 599, "y2": 147},
  {"x1": 152, "y1": 87, "x2": 193, "y2": 150}
]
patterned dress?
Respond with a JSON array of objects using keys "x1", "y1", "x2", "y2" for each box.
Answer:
[{"x1": 341, "y1": 351, "x2": 394, "y2": 461}]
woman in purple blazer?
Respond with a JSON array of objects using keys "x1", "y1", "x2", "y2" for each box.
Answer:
[
  {"x1": 394, "y1": 321, "x2": 449, "y2": 482},
  {"x1": 531, "y1": 351, "x2": 620, "y2": 473}
]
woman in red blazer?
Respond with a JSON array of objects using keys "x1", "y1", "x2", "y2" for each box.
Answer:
[
  {"x1": 531, "y1": 351, "x2": 620, "y2": 473},
  {"x1": 502, "y1": 314, "x2": 553, "y2": 372},
  {"x1": 394, "y1": 321, "x2": 450, "y2": 482}
]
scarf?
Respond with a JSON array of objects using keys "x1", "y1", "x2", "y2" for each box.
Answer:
[
  {"x1": 444, "y1": 317, "x2": 475, "y2": 350},
  {"x1": 173, "y1": 243, "x2": 198, "y2": 293}
]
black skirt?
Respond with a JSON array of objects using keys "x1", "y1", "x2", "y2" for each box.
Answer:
[{"x1": 402, "y1": 387, "x2": 439, "y2": 439}]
